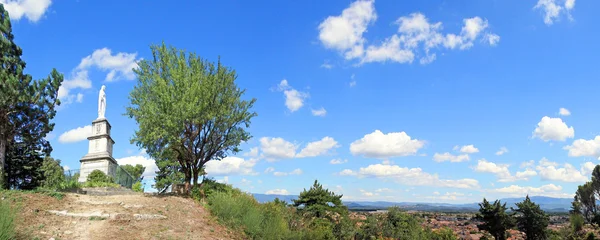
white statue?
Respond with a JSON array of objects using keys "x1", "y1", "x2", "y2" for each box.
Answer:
[{"x1": 98, "y1": 85, "x2": 106, "y2": 119}]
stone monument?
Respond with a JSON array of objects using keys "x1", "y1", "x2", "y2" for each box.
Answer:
[{"x1": 78, "y1": 85, "x2": 118, "y2": 182}]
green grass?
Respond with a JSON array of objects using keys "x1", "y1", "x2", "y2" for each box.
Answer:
[
  {"x1": 89, "y1": 216, "x2": 107, "y2": 221},
  {"x1": 0, "y1": 199, "x2": 16, "y2": 240},
  {"x1": 82, "y1": 181, "x2": 121, "y2": 188}
]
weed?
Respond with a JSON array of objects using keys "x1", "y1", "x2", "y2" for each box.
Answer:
[{"x1": 89, "y1": 216, "x2": 107, "y2": 221}]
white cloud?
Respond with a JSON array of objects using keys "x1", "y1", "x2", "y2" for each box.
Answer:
[
  {"x1": 297, "y1": 137, "x2": 339, "y2": 158},
  {"x1": 58, "y1": 125, "x2": 91, "y2": 143},
  {"x1": 116, "y1": 155, "x2": 159, "y2": 178},
  {"x1": 276, "y1": 80, "x2": 309, "y2": 112},
  {"x1": 320, "y1": 62, "x2": 333, "y2": 69},
  {"x1": 58, "y1": 48, "x2": 140, "y2": 107},
  {"x1": 534, "y1": 0, "x2": 575, "y2": 25},
  {"x1": 260, "y1": 137, "x2": 298, "y2": 161},
  {"x1": 349, "y1": 81, "x2": 357, "y2": 87},
  {"x1": 376, "y1": 188, "x2": 393, "y2": 193},
  {"x1": 63, "y1": 165, "x2": 70, "y2": 171},
  {"x1": 318, "y1": 2, "x2": 497, "y2": 65},
  {"x1": 330, "y1": 158, "x2": 348, "y2": 164},
  {"x1": 244, "y1": 147, "x2": 259, "y2": 158},
  {"x1": 264, "y1": 167, "x2": 275, "y2": 173},
  {"x1": 564, "y1": 136, "x2": 600, "y2": 158},
  {"x1": 520, "y1": 160, "x2": 535, "y2": 168},
  {"x1": 77, "y1": 48, "x2": 139, "y2": 82},
  {"x1": 459, "y1": 145, "x2": 479, "y2": 154},
  {"x1": 273, "y1": 168, "x2": 303, "y2": 177},
  {"x1": 532, "y1": 116, "x2": 574, "y2": 142},
  {"x1": 433, "y1": 153, "x2": 470, "y2": 163},
  {"x1": 360, "y1": 189, "x2": 377, "y2": 197},
  {"x1": 204, "y1": 157, "x2": 258, "y2": 176},
  {"x1": 266, "y1": 189, "x2": 289, "y2": 195},
  {"x1": 535, "y1": 158, "x2": 591, "y2": 182},
  {"x1": 318, "y1": 0, "x2": 377, "y2": 54},
  {"x1": 496, "y1": 147, "x2": 509, "y2": 156},
  {"x1": 311, "y1": 107, "x2": 327, "y2": 117},
  {"x1": 340, "y1": 164, "x2": 479, "y2": 189},
  {"x1": 559, "y1": 108, "x2": 571, "y2": 116},
  {"x1": 350, "y1": 130, "x2": 425, "y2": 159},
  {"x1": 473, "y1": 159, "x2": 535, "y2": 182},
  {"x1": 0, "y1": 0, "x2": 52, "y2": 22},
  {"x1": 489, "y1": 184, "x2": 571, "y2": 198},
  {"x1": 217, "y1": 176, "x2": 229, "y2": 184}
]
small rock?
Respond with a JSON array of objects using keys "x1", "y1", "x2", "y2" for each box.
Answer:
[
  {"x1": 49, "y1": 238, "x2": 55, "y2": 240},
  {"x1": 65, "y1": 231, "x2": 73, "y2": 235},
  {"x1": 72, "y1": 221, "x2": 77, "y2": 224}
]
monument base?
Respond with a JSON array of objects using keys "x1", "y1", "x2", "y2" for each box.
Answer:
[{"x1": 78, "y1": 153, "x2": 118, "y2": 183}]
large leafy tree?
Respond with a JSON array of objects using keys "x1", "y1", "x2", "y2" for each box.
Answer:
[
  {"x1": 0, "y1": 4, "x2": 63, "y2": 188},
  {"x1": 511, "y1": 195, "x2": 549, "y2": 240},
  {"x1": 121, "y1": 164, "x2": 145, "y2": 181},
  {"x1": 572, "y1": 164, "x2": 600, "y2": 225},
  {"x1": 40, "y1": 157, "x2": 65, "y2": 189},
  {"x1": 292, "y1": 180, "x2": 347, "y2": 219},
  {"x1": 126, "y1": 43, "x2": 256, "y2": 192},
  {"x1": 475, "y1": 198, "x2": 514, "y2": 240},
  {"x1": 4, "y1": 142, "x2": 44, "y2": 189}
]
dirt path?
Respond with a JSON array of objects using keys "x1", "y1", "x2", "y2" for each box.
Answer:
[{"x1": 12, "y1": 192, "x2": 243, "y2": 240}]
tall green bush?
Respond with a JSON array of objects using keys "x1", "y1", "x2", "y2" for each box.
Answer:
[
  {"x1": 132, "y1": 181, "x2": 143, "y2": 192},
  {"x1": 40, "y1": 157, "x2": 65, "y2": 189},
  {"x1": 0, "y1": 200, "x2": 15, "y2": 240},
  {"x1": 86, "y1": 170, "x2": 112, "y2": 183}
]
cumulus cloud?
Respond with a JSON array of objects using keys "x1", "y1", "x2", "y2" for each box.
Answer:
[
  {"x1": 433, "y1": 153, "x2": 470, "y2": 163},
  {"x1": 276, "y1": 80, "x2": 309, "y2": 112},
  {"x1": 559, "y1": 108, "x2": 571, "y2": 116},
  {"x1": 58, "y1": 125, "x2": 91, "y2": 143},
  {"x1": 360, "y1": 189, "x2": 377, "y2": 197},
  {"x1": 297, "y1": 137, "x2": 340, "y2": 158},
  {"x1": 260, "y1": 137, "x2": 298, "y2": 161},
  {"x1": 311, "y1": 107, "x2": 327, "y2": 117},
  {"x1": 58, "y1": 48, "x2": 141, "y2": 107},
  {"x1": 0, "y1": 0, "x2": 52, "y2": 22},
  {"x1": 273, "y1": 168, "x2": 303, "y2": 177},
  {"x1": 473, "y1": 159, "x2": 536, "y2": 182},
  {"x1": 564, "y1": 136, "x2": 600, "y2": 159},
  {"x1": 330, "y1": 158, "x2": 348, "y2": 164},
  {"x1": 489, "y1": 184, "x2": 571, "y2": 198},
  {"x1": 532, "y1": 116, "x2": 574, "y2": 142},
  {"x1": 350, "y1": 130, "x2": 425, "y2": 159},
  {"x1": 204, "y1": 157, "x2": 258, "y2": 176},
  {"x1": 264, "y1": 167, "x2": 275, "y2": 173},
  {"x1": 534, "y1": 0, "x2": 576, "y2": 25},
  {"x1": 535, "y1": 158, "x2": 591, "y2": 182},
  {"x1": 496, "y1": 147, "x2": 509, "y2": 156},
  {"x1": 459, "y1": 145, "x2": 479, "y2": 154},
  {"x1": 116, "y1": 155, "x2": 159, "y2": 178},
  {"x1": 339, "y1": 164, "x2": 479, "y2": 189},
  {"x1": 244, "y1": 147, "x2": 259, "y2": 158},
  {"x1": 266, "y1": 189, "x2": 289, "y2": 195},
  {"x1": 318, "y1": 2, "x2": 498, "y2": 65}
]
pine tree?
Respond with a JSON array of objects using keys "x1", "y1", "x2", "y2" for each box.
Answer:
[
  {"x1": 292, "y1": 180, "x2": 346, "y2": 219},
  {"x1": 476, "y1": 198, "x2": 514, "y2": 240},
  {"x1": 512, "y1": 195, "x2": 549, "y2": 240},
  {"x1": 0, "y1": 4, "x2": 63, "y2": 189}
]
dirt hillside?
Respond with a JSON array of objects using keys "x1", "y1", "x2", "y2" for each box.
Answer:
[{"x1": 9, "y1": 191, "x2": 243, "y2": 240}]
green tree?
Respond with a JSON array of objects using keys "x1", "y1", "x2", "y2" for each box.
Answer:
[
  {"x1": 126, "y1": 43, "x2": 256, "y2": 192},
  {"x1": 121, "y1": 164, "x2": 145, "y2": 181},
  {"x1": 4, "y1": 141, "x2": 44, "y2": 189},
  {"x1": 476, "y1": 198, "x2": 514, "y2": 240},
  {"x1": 40, "y1": 157, "x2": 65, "y2": 189},
  {"x1": 292, "y1": 180, "x2": 346, "y2": 219},
  {"x1": 511, "y1": 195, "x2": 549, "y2": 240},
  {"x1": 0, "y1": 4, "x2": 63, "y2": 189},
  {"x1": 573, "y1": 176, "x2": 597, "y2": 223},
  {"x1": 153, "y1": 147, "x2": 185, "y2": 193},
  {"x1": 86, "y1": 170, "x2": 112, "y2": 183}
]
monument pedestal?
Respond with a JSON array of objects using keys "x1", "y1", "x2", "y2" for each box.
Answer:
[{"x1": 78, "y1": 118, "x2": 117, "y2": 182}]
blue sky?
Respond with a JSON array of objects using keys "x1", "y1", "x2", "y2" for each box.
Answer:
[{"x1": 5, "y1": 0, "x2": 600, "y2": 203}]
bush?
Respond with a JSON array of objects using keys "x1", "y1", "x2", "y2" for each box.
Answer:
[
  {"x1": 86, "y1": 170, "x2": 113, "y2": 183},
  {"x1": 570, "y1": 214, "x2": 584, "y2": 233},
  {"x1": 0, "y1": 200, "x2": 15, "y2": 240},
  {"x1": 40, "y1": 157, "x2": 65, "y2": 189},
  {"x1": 132, "y1": 181, "x2": 143, "y2": 192},
  {"x1": 83, "y1": 181, "x2": 120, "y2": 188},
  {"x1": 430, "y1": 228, "x2": 458, "y2": 240}
]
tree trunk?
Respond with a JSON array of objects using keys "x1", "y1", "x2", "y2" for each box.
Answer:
[
  {"x1": 192, "y1": 167, "x2": 199, "y2": 187},
  {"x1": 0, "y1": 138, "x2": 6, "y2": 189},
  {"x1": 184, "y1": 170, "x2": 191, "y2": 194}
]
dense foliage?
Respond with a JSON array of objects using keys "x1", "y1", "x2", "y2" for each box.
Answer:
[
  {"x1": 476, "y1": 198, "x2": 514, "y2": 240},
  {"x1": 4, "y1": 142, "x2": 44, "y2": 189},
  {"x1": 121, "y1": 164, "x2": 145, "y2": 181},
  {"x1": 0, "y1": 4, "x2": 63, "y2": 189},
  {"x1": 86, "y1": 170, "x2": 113, "y2": 183},
  {"x1": 132, "y1": 181, "x2": 143, "y2": 192},
  {"x1": 512, "y1": 195, "x2": 549, "y2": 240},
  {"x1": 40, "y1": 157, "x2": 65, "y2": 190},
  {"x1": 292, "y1": 180, "x2": 346, "y2": 219},
  {"x1": 126, "y1": 43, "x2": 257, "y2": 193}
]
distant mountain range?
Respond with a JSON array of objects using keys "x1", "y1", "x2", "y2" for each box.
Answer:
[{"x1": 252, "y1": 194, "x2": 573, "y2": 213}]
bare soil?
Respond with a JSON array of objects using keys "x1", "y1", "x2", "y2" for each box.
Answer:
[{"x1": 10, "y1": 192, "x2": 244, "y2": 240}]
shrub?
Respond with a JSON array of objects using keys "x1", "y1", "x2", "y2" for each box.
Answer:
[
  {"x1": 132, "y1": 181, "x2": 143, "y2": 192},
  {"x1": 570, "y1": 214, "x2": 584, "y2": 233},
  {"x1": 430, "y1": 227, "x2": 458, "y2": 240},
  {"x1": 82, "y1": 181, "x2": 120, "y2": 188},
  {"x1": 40, "y1": 157, "x2": 65, "y2": 189},
  {"x1": 86, "y1": 170, "x2": 113, "y2": 183},
  {"x1": 0, "y1": 200, "x2": 15, "y2": 240}
]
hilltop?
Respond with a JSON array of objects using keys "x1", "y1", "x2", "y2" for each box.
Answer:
[{"x1": 3, "y1": 191, "x2": 241, "y2": 240}]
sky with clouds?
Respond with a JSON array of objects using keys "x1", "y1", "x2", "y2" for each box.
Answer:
[{"x1": 5, "y1": 0, "x2": 600, "y2": 203}]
